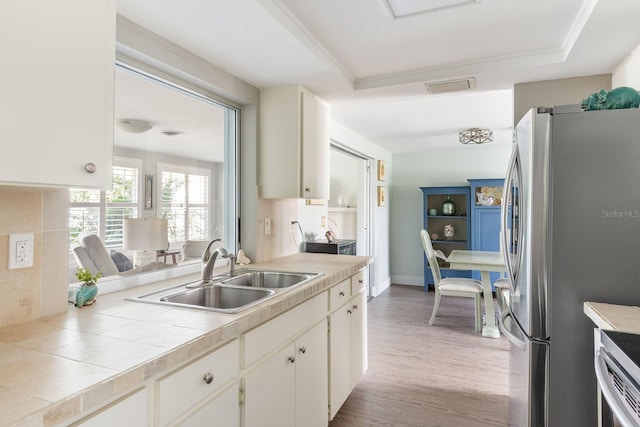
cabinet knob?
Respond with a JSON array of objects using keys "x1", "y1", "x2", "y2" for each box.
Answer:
[
  {"x1": 288, "y1": 356, "x2": 296, "y2": 364},
  {"x1": 84, "y1": 162, "x2": 97, "y2": 174},
  {"x1": 299, "y1": 346, "x2": 307, "y2": 354},
  {"x1": 358, "y1": 279, "x2": 363, "y2": 284},
  {"x1": 339, "y1": 291, "x2": 345, "y2": 297},
  {"x1": 347, "y1": 310, "x2": 352, "y2": 315},
  {"x1": 203, "y1": 372, "x2": 214, "y2": 385},
  {"x1": 353, "y1": 304, "x2": 358, "y2": 310},
  {"x1": 304, "y1": 187, "x2": 311, "y2": 193}
]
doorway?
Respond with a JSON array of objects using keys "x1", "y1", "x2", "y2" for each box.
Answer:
[{"x1": 329, "y1": 143, "x2": 372, "y2": 295}]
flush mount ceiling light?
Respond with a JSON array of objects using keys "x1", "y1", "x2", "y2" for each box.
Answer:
[
  {"x1": 160, "y1": 130, "x2": 184, "y2": 137},
  {"x1": 459, "y1": 128, "x2": 493, "y2": 144},
  {"x1": 117, "y1": 119, "x2": 153, "y2": 134},
  {"x1": 387, "y1": 0, "x2": 479, "y2": 17}
]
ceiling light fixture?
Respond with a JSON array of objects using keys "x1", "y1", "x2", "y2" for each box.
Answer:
[
  {"x1": 161, "y1": 130, "x2": 184, "y2": 137},
  {"x1": 117, "y1": 119, "x2": 153, "y2": 134},
  {"x1": 459, "y1": 128, "x2": 493, "y2": 144}
]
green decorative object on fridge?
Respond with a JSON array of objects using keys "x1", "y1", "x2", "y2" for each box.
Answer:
[
  {"x1": 581, "y1": 87, "x2": 640, "y2": 111},
  {"x1": 75, "y1": 268, "x2": 101, "y2": 307},
  {"x1": 441, "y1": 194, "x2": 456, "y2": 216}
]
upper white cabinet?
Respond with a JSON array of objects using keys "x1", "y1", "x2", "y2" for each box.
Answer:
[
  {"x1": 260, "y1": 85, "x2": 330, "y2": 199},
  {"x1": 0, "y1": 0, "x2": 115, "y2": 189}
]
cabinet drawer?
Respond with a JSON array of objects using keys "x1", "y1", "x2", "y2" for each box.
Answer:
[
  {"x1": 157, "y1": 339, "x2": 240, "y2": 425},
  {"x1": 74, "y1": 388, "x2": 147, "y2": 426},
  {"x1": 351, "y1": 270, "x2": 366, "y2": 295},
  {"x1": 329, "y1": 279, "x2": 351, "y2": 311},
  {"x1": 243, "y1": 292, "x2": 326, "y2": 368}
]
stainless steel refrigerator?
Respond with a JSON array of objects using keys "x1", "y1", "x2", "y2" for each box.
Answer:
[{"x1": 498, "y1": 105, "x2": 640, "y2": 427}]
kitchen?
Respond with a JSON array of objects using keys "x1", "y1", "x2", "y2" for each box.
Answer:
[{"x1": 2, "y1": 1, "x2": 640, "y2": 426}]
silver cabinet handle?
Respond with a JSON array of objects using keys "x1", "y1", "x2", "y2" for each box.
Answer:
[
  {"x1": 299, "y1": 346, "x2": 307, "y2": 354},
  {"x1": 203, "y1": 372, "x2": 214, "y2": 384},
  {"x1": 84, "y1": 162, "x2": 97, "y2": 174},
  {"x1": 288, "y1": 356, "x2": 296, "y2": 363}
]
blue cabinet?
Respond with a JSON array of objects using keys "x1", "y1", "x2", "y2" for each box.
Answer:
[
  {"x1": 468, "y1": 179, "x2": 505, "y2": 289},
  {"x1": 420, "y1": 186, "x2": 471, "y2": 290}
]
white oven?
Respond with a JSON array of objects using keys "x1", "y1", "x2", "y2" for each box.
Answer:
[{"x1": 595, "y1": 330, "x2": 640, "y2": 427}]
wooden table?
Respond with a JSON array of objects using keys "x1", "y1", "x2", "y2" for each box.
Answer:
[{"x1": 447, "y1": 250, "x2": 505, "y2": 338}]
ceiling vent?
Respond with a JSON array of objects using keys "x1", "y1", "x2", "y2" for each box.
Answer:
[{"x1": 424, "y1": 77, "x2": 476, "y2": 94}]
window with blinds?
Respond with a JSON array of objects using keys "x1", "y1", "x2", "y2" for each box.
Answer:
[
  {"x1": 159, "y1": 163, "x2": 210, "y2": 243},
  {"x1": 69, "y1": 158, "x2": 140, "y2": 248}
]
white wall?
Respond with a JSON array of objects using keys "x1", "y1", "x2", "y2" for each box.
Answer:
[
  {"x1": 613, "y1": 43, "x2": 640, "y2": 89},
  {"x1": 390, "y1": 143, "x2": 512, "y2": 286}
]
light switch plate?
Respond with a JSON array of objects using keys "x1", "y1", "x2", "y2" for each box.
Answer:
[
  {"x1": 9, "y1": 232, "x2": 34, "y2": 269},
  {"x1": 264, "y1": 217, "x2": 271, "y2": 236}
]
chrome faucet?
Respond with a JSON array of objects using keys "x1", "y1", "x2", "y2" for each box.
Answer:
[{"x1": 201, "y1": 239, "x2": 236, "y2": 281}]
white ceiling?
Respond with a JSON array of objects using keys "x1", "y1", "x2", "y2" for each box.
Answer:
[{"x1": 115, "y1": 0, "x2": 640, "y2": 154}]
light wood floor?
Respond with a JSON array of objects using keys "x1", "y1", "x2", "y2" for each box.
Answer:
[{"x1": 329, "y1": 285, "x2": 510, "y2": 427}]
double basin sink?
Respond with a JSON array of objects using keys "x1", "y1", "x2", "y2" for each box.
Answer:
[{"x1": 128, "y1": 270, "x2": 321, "y2": 314}]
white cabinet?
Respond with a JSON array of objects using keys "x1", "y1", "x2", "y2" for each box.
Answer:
[
  {"x1": 243, "y1": 319, "x2": 328, "y2": 427},
  {"x1": 329, "y1": 271, "x2": 368, "y2": 420},
  {"x1": 260, "y1": 85, "x2": 330, "y2": 199},
  {"x1": 0, "y1": 0, "x2": 115, "y2": 189},
  {"x1": 295, "y1": 319, "x2": 329, "y2": 427},
  {"x1": 179, "y1": 384, "x2": 240, "y2": 427},
  {"x1": 157, "y1": 339, "x2": 240, "y2": 426},
  {"x1": 74, "y1": 388, "x2": 148, "y2": 427}
]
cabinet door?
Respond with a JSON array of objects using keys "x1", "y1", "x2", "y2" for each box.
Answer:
[
  {"x1": 295, "y1": 319, "x2": 329, "y2": 427},
  {"x1": 350, "y1": 291, "x2": 367, "y2": 387},
  {"x1": 472, "y1": 208, "x2": 502, "y2": 285},
  {"x1": 243, "y1": 344, "x2": 296, "y2": 427},
  {"x1": 0, "y1": 0, "x2": 115, "y2": 188},
  {"x1": 329, "y1": 302, "x2": 352, "y2": 420},
  {"x1": 301, "y1": 88, "x2": 330, "y2": 199},
  {"x1": 179, "y1": 384, "x2": 239, "y2": 427}
]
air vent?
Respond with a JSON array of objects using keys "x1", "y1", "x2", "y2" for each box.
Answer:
[{"x1": 425, "y1": 77, "x2": 476, "y2": 94}]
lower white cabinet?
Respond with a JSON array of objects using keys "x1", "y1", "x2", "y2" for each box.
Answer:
[
  {"x1": 157, "y1": 339, "x2": 240, "y2": 425},
  {"x1": 243, "y1": 319, "x2": 328, "y2": 427},
  {"x1": 329, "y1": 289, "x2": 367, "y2": 419},
  {"x1": 74, "y1": 388, "x2": 148, "y2": 427},
  {"x1": 179, "y1": 383, "x2": 240, "y2": 427}
]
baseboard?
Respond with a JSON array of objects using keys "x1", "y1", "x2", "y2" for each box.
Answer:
[
  {"x1": 370, "y1": 276, "x2": 391, "y2": 297},
  {"x1": 391, "y1": 275, "x2": 423, "y2": 287}
]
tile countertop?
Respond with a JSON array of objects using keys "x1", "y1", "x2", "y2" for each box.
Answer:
[
  {"x1": 0, "y1": 253, "x2": 372, "y2": 427},
  {"x1": 584, "y1": 302, "x2": 640, "y2": 334}
]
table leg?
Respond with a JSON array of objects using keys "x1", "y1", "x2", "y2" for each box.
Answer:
[{"x1": 480, "y1": 270, "x2": 500, "y2": 338}]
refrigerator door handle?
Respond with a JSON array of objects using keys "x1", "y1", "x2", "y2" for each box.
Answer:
[
  {"x1": 498, "y1": 309, "x2": 526, "y2": 350},
  {"x1": 595, "y1": 349, "x2": 639, "y2": 427},
  {"x1": 501, "y1": 145, "x2": 517, "y2": 287}
]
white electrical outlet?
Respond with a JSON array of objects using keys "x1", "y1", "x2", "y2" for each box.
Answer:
[
  {"x1": 264, "y1": 217, "x2": 271, "y2": 235},
  {"x1": 9, "y1": 232, "x2": 34, "y2": 269}
]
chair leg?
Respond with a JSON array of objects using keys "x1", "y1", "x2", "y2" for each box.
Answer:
[
  {"x1": 429, "y1": 290, "x2": 441, "y2": 326},
  {"x1": 474, "y1": 294, "x2": 482, "y2": 333}
]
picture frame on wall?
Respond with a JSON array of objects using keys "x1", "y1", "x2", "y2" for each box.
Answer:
[
  {"x1": 377, "y1": 160, "x2": 386, "y2": 181},
  {"x1": 377, "y1": 185, "x2": 386, "y2": 207}
]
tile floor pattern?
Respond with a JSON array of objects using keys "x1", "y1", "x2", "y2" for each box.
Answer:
[{"x1": 330, "y1": 285, "x2": 511, "y2": 427}]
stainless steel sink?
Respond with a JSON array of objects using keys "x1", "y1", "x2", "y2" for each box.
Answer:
[
  {"x1": 127, "y1": 282, "x2": 275, "y2": 313},
  {"x1": 160, "y1": 285, "x2": 274, "y2": 311},
  {"x1": 126, "y1": 270, "x2": 320, "y2": 313},
  {"x1": 221, "y1": 270, "x2": 317, "y2": 289}
]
